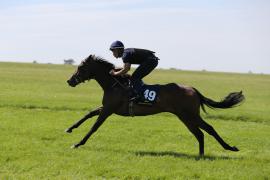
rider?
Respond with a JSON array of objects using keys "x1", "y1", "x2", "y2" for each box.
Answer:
[{"x1": 109, "y1": 40, "x2": 159, "y2": 101}]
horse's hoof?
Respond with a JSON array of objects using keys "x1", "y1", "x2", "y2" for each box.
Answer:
[
  {"x1": 65, "y1": 128, "x2": 72, "y2": 133},
  {"x1": 199, "y1": 154, "x2": 204, "y2": 157},
  {"x1": 71, "y1": 144, "x2": 79, "y2": 149},
  {"x1": 232, "y1": 146, "x2": 239, "y2": 151}
]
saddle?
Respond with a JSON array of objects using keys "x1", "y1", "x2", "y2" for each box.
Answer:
[{"x1": 112, "y1": 73, "x2": 160, "y2": 106}]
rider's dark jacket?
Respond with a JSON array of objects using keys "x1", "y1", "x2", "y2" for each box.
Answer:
[
  {"x1": 122, "y1": 48, "x2": 157, "y2": 64},
  {"x1": 121, "y1": 48, "x2": 159, "y2": 92}
]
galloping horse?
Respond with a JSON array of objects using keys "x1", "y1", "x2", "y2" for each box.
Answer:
[{"x1": 66, "y1": 54, "x2": 245, "y2": 156}]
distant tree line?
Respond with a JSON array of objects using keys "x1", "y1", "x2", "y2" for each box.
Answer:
[
  {"x1": 64, "y1": 59, "x2": 75, "y2": 65},
  {"x1": 32, "y1": 59, "x2": 76, "y2": 65}
]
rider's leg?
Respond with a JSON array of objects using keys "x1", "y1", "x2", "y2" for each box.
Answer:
[
  {"x1": 130, "y1": 58, "x2": 158, "y2": 100},
  {"x1": 132, "y1": 58, "x2": 158, "y2": 80}
]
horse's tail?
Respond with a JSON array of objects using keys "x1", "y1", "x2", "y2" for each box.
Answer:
[{"x1": 193, "y1": 88, "x2": 245, "y2": 113}]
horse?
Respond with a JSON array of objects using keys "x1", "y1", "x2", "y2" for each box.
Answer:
[{"x1": 66, "y1": 54, "x2": 245, "y2": 156}]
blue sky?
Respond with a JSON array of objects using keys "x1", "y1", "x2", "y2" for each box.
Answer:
[{"x1": 0, "y1": 0, "x2": 269, "y2": 73}]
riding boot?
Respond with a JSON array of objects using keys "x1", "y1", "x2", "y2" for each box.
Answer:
[
  {"x1": 128, "y1": 80, "x2": 143, "y2": 102},
  {"x1": 127, "y1": 85, "x2": 140, "y2": 102}
]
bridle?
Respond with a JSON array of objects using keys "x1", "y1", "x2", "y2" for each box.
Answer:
[{"x1": 72, "y1": 73, "x2": 84, "y2": 84}]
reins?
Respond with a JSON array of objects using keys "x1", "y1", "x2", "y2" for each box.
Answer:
[{"x1": 111, "y1": 76, "x2": 128, "y2": 90}]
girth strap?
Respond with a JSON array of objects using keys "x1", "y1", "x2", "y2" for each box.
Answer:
[{"x1": 129, "y1": 101, "x2": 134, "y2": 117}]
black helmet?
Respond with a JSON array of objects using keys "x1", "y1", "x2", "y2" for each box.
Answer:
[{"x1": 110, "y1": 40, "x2": 124, "y2": 50}]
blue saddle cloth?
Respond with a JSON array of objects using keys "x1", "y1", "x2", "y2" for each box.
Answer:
[
  {"x1": 112, "y1": 75, "x2": 160, "y2": 105},
  {"x1": 137, "y1": 83, "x2": 160, "y2": 105}
]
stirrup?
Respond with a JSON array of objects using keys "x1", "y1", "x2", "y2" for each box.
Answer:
[{"x1": 129, "y1": 94, "x2": 140, "y2": 102}]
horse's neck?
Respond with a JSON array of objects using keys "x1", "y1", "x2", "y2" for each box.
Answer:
[
  {"x1": 94, "y1": 70, "x2": 115, "y2": 91},
  {"x1": 114, "y1": 75, "x2": 131, "y2": 86}
]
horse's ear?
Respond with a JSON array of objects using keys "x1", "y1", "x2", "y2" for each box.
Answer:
[
  {"x1": 88, "y1": 54, "x2": 95, "y2": 60},
  {"x1": 84, "y1": 54, "x2": 93, "y2": 63}
]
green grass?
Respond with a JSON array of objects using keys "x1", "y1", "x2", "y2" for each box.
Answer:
[{"x1": 0, "y1": 62, "x2": 269, "y2": 179}]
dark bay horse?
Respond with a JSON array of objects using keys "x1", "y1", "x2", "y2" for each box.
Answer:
[{"x1": 66, "y1": 55, "x2": 245, "y2": 156}]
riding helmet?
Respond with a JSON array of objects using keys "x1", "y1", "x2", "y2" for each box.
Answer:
[{"x1": 110, "y1": 41, "x2": 124, "y2": 50}]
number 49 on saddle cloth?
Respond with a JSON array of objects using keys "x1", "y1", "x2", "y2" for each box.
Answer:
[{"x1": 138, "y1": 84, "x2": 160, "y2": 105}]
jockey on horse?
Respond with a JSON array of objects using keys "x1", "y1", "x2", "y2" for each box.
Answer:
[{"x1": 109, "y1": 40, "x2": 159, "y2": 102}]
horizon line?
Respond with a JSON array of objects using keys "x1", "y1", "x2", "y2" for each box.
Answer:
[{"x1": 0, "y1": 60, "x2": 268, "y2": 75}]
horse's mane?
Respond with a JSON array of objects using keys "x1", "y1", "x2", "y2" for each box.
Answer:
[
  {"x1": 84, "y1": 54, "x2": 131, "y2": 83},
  {"x1": 85, "y1": 54, "x2": 115, "y2": 70}
]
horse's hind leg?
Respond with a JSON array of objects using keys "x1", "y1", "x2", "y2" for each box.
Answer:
[
  {"x1": 65, "y1": 107, "x2": 102, "y2": 133},
  {"x1": 177, "y1": 114, "x2": 205, "y2": 156},
  {"x1": 196, "y1": 116, "x2": 239, "y2": 152}
]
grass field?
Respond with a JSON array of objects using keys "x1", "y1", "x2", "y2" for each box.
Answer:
[{"x1": 0, "y1": 62, "x2": 269, "y2": 179}]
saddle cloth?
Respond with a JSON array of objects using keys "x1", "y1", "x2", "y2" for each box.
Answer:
[
  {"x1": 112, "y1": 75, "x2": 160, "y2": 105},
  {"x1": 136, "y1": 84, "x2": 160, "y2": 105},
  {"x1": 128, "y1": 84, "x2": 160, "y2": 116}
]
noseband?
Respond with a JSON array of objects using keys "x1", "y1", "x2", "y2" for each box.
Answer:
[{"x1": 73, "y1": 75, "x2": 84, "y2": 84}]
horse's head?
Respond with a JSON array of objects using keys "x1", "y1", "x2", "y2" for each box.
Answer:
[
  {"x1": 67, "y1": 55, "x2": 96, "y2": 87},
  {"x1": 67, "y1": 55, "x2": 115, "y2": 87}
]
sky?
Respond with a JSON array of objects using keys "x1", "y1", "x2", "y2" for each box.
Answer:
[{"x1": 0, "y1": 0, "x2": 269, "y2": 74}]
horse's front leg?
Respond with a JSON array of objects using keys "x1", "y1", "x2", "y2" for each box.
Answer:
[
  {"x1": 71, "y1": 108, "x2": 112, "y2": 149},
  {"x1": 65, "y1": 106, "x2": 103, "y2": 133}
]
